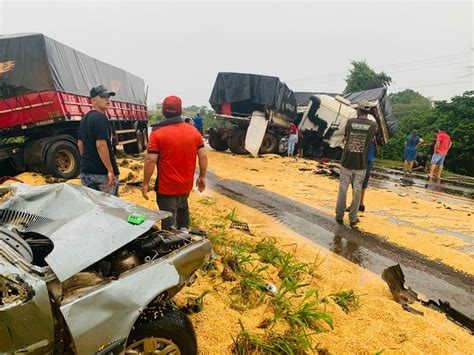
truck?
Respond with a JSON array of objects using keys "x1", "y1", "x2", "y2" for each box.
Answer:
[
  {"x1": 208, "y1": 72, "x2": 297, "y2": 157},
  {"x1": 295, "y1": 87, "x2": 395, "y2": 158},
  {"x1": 0, "y1": 33, "x2": 149, "y2": 179}
]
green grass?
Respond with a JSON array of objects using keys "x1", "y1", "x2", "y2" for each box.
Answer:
[
  {"x1": 330, "y1": 290, "x2": 361, "y2": 314},
  {"x1": 232, "y1": 320, "x2": 313, "y2": 355},
  {"x1": 224, "y1": 207, "x2": 242, "y2": 223}
]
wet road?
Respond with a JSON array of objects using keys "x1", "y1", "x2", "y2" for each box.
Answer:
[{"x1": 207, "y1": 172, "x2": 474, "y2": 319}]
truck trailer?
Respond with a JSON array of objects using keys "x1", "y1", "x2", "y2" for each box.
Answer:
[
  {"x1": 208, "y1": 72, "x2": 297, "y2": 157},
  {"x1": 0, "y1": 33, "x2": 148, "y2": 178}
]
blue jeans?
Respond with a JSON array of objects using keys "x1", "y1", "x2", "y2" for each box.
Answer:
[
  {"x1": 362, "y1": 159, "x2": 374, "y2": 189},
  {"x1": 80, "y1": 174, "x2": 119, "y2": 196},
  {"x1": 288, "y1": 134, "x2": 298, "y2": 156}
]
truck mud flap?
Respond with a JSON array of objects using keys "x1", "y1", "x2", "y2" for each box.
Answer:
[
  {"x1": 382, "y1": 264, "x2": 474, "y2": 332},
  {"x1": 245, "y1": 111, "x2": 268, "y2": 157}
]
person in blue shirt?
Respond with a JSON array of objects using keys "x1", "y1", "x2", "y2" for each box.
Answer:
[
  {"x1": 403, "y1": 129, "x2": 423, "y2": 177},
  {"x1": 193, "y1": 113, "x2": 203, "y2": 136}
]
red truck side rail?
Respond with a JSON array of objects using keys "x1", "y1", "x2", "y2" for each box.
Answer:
[{"x1": 0, "y1": 90, "x2": 147, "y2": 131}]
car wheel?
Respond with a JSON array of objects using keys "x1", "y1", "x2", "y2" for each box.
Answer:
[{"x1": 126, "y1": 307, "x2": 197, "y2": 355}]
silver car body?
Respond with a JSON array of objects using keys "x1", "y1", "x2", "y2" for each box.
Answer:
[{"x1": 0, "y1": 183, "x2": 212, "y2": 354}]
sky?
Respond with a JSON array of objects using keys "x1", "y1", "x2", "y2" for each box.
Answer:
[{"x1": 1, "y1": 0, "x2": 472, "y2": 108}]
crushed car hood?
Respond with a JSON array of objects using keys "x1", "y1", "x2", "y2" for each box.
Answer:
[{"x1": 0, "y1": 183, "x2": 169, "y2": 282}]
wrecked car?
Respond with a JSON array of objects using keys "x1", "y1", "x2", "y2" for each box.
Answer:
[{"x1": 0, "y1": 183, "x2": 212, "y2": 354}]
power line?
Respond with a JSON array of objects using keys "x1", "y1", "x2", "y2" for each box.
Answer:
[
  {"x1": 287, "y1": 51, "x2": 472, "y2": 83},
  {"x1": 291, "y1": 60, "x2": 473, "y2": 87},
  {"x1": 390, "y1": 80, "x2": 473, "y2": 90}
]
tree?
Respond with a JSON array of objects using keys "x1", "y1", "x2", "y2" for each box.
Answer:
[
  {"x1": 389, "y1": 89, "x2": 432, "y2": 119},
  {"x1": 379, "y1": 91, "x2": 474, "y2": 176},
  {"x1": 344, "y1": 60, "x2": 392, "y2": 94}
]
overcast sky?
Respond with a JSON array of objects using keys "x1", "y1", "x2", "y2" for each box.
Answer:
[{"x1": 1, "y1": 0, "x2": 472, "y2": 107}]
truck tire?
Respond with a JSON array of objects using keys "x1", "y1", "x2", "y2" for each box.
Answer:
[
  {"x1": 208, "y1": 131, "x2": 229, "y2": 151},
  {"x1": 45, "y1": 140, "x2": 80, "y2": 179},
  {"x1": 123, "y1": 130, "x2": 144, "y2": 155},
  {"x1": 126, "y1": 307, "x2": 197, "y2": 355},
  {"x1": 228, "y1": 130, "x2": 248, "y2": 155},
  {"x1": 259, "y1": 133, "x2": 278, "y2": 154}
]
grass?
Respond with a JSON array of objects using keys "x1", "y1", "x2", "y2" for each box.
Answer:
[
  {"x1": 182, "y1": 290, "x2": 211, "y2": 314},
  {"x1": 232, "y1": 320, "x2": 312, "y2": 355},
  {"x1": 198, "y1": 198, "x2": 216, "y2": 206},
  {"x1": 190, "y1": 207, "x2": 336, "y2": 353},
  {"x1": 272, "y1": 283, "x2": 334, "y2": 333},
  {"x1": 330, "y1": 290, "x2": 361, "y2": 314},
  {"x1": 225, "y1": 207, "x2": 242, "y2": 223}
]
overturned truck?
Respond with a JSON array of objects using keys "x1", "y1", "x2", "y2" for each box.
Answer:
[
  {"x1": 208, "y1": 72, "x2": 297, "y2": 156},
  {"x1": 296, "y1": 87, "x2": 394, "y2": 158}
]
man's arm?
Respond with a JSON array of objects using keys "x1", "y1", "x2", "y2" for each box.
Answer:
[
  {"x1": 96, "y1": 140, "x2": 115, "y2": 187},
  {"x1": 78, "y1": 139, "x2": 84, "y2": 156},
  {"x1": 196, "y1": 148, "x2": 208, "y2": 192},
  {"x1": 142, "y1": 153, "x2": 158, "y2": 200}
]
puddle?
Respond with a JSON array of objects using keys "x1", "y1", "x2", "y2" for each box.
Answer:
[{"x1": 208, "y1": 172, "x2": 474, "y2": 318}]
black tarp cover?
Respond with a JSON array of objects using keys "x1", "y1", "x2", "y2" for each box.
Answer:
[
  {"x1": 0, "y1": 33, "x2": 146, "y2": 104},
  {"x1": 344, "y1": 87, "x2": 396, "y2": 136},
  {"x1": 295, "y1": 91, "x2": 339, "y2": 107},
  {"x1": 209, "y1": 72, "x2": 297, "y2": 118}
]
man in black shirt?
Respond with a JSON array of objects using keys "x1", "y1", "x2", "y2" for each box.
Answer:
[
  {"x1": 78, "y1": 85, "x2": 120, "y2": 196},
  {"x1": 335, "y1": 100, "x2": 377, "y2": 227}
]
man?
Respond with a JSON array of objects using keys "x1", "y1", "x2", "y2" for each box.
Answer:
[
  {"x1": 193, "y1": 112, "x2": 203, "y2": 135},
  {"x1": 78, "y1": 85, "x2": 120, "y2": 196},
  {"x1": 142, "y1": 95, "x2": 208, "y2": 230},
  {"x1": 335, "y1": 100, "x2": 377, "y2": 227},
  {"x1": 412, "y1": 151, "x2": 428, "y2": 171},
  {"x1": 429, "y1": 128, "x2": 452, "y2": 182},
  {"x1": 288, "y1": 119, "x2": 298, "y2": 157}
]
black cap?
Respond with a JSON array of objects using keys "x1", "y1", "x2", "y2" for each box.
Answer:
[{"x1": 90, "y1": 85, "x2": 116, "y2": 98}]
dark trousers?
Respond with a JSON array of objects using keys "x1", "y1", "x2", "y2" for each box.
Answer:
[{"x1": 157, "y1": 193, "x2": 190, "y2": 230}]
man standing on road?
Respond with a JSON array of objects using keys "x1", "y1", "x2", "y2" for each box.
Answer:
[
  {"x1": 335, "y1": 100, "x2": 377, "y2": 227},
  {"x1": 142, "y1": 95, "x2": 208, "y2": 230},
  {"x1": 193, "y1": 112, "x2": 204, "y2": 136},
  {"x1": 78, "y1": 85, "x2": 120, "y2": 196},
  {"x1": 428, "y1": 128, "x2": 452, "y2": 182}
]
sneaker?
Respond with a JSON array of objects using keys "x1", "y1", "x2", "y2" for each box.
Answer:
[
  {"x1": 349, "y1": 218, "x2": 360, "y2": 227},
  {"x1": 359, "y1": 204, "x2": 365, "y2": 212},
  {"x1": 335, "y1": 217, "x2": 344, "y2": 225}
]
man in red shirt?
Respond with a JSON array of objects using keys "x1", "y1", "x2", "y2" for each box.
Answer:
[
  {"x1": 142, "y1": 95, "x2": 208, "y2": 230},
  {"x1": 428, "y1": 128, "x2": 452, "y2": 182}
]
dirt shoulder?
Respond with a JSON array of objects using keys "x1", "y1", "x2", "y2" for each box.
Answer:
[{"x1": 205, "y1": 150, "x2": 474, "y2": 276}]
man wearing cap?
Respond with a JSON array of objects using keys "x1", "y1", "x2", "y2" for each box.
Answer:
[
  {"x1": 142, "y1": 95, "x2": 208, "y2": 230},
  {"x1": 77, "y1": 85, "x2": 120, "y2": 196},
  {"x1": 335, "y1": 100, "x2": 377, "y2": 227}
]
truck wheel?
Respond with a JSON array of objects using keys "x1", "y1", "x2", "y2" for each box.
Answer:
[
  {"x1": 259, "y1": 133, "x2": 278, "y2": 154},
  {"x1": 228, "y1": 130, "x2": 248, "y2": 154},
  {"x1": 126, "y1": 307, "x2": 197, "y2": 355},
  {"x1": 123, "y1": 130, "x2": 144, "y2": 155},
  {"x1": 45, "y1": 141, "x2": 80, "y2": 179},
  {"x1": 208, "y1": 131, "x2": 229, "y2": 151}
]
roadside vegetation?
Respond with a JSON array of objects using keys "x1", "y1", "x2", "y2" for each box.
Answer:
[{"x1": 186, "y1": 199, "x2": 361, "y2": 353}]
